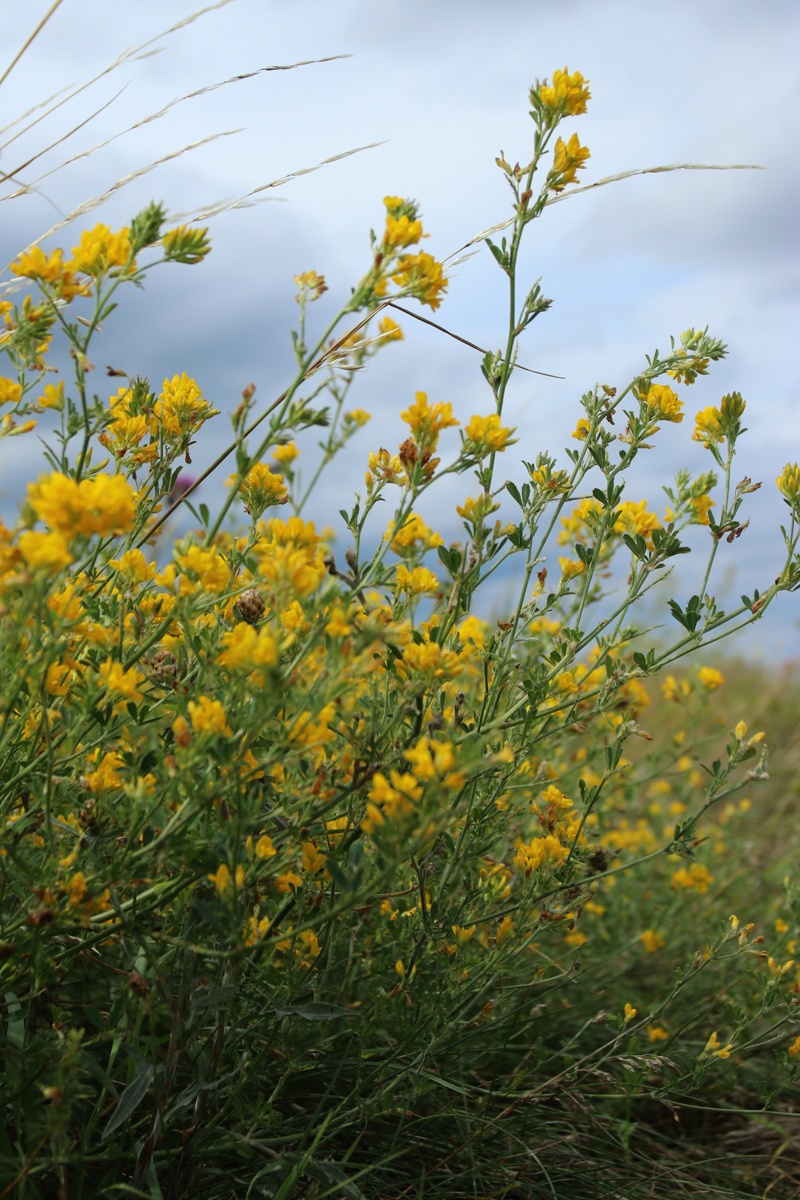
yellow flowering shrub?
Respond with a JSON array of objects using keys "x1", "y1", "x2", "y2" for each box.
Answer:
[{"x1": 0, "y1": 66, "x2": 798, "y2": 1200}]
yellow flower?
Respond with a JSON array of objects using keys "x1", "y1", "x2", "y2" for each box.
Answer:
[
  {"x1": 457, "y1": 615, "x2": 489, "y2": 649},
  {"x1": 272, "y1": 441, "x2": 299, "y2": 466},
  {"x1": 27, "y1": 471, "x2": 136, "y2": 538},
  {"x1": 69, "y1": 223, "x2": 134, "y2": 277},
  {"x1": 451, "y1": 924, "x2": 477, "y2": 946},
  {"x1": 65, "y1": 871, "x2": 88, "y2": 906},
  {"x1": 692, "y1": 405, "x2": 724, "y2": 445},
  {"x1": 301, "y1": 841, "x2": 326, "y2": 875},
  {"x1": 188, "y1": 695, "x2": 233, "y2": 737},
  {"x1": 624, "y1": 1003, "x2": 637, "y2": 1023},
  {"x1": 175, "y1": 546, "x2": 231, "y2": 594},
  {"x1": 216, "y1": 623, "x2": 278, "y2": 671},
  {"x1": 325, "y1": 605, "x2": 351, "y2": 638},
  {"x1": 209, "y1": 863, "x2": 232, "y2": 895},
  {"x1": 662, "y1": 674, "x2": 692, "y2": 702},
  {"x1": 558, "y1": 556, "x2": 585, "y2": 580},
  {"x1": 383, "y1": 208, "x2": 425, "y2": 248},
  {"x1": 377, "y1": 315, "x2": 403, "y2": 342},
  {"x1": 671, "y1": 863, "x2": 712, "y2": 894},
  {"x1": 390, "y1": 250, "x2": 448, "y2": 310},
  {"x1": 17, "y1": 529, "x2": 73, "y2": 571},
  {"x1": 767, "y1": 956, "x2": 795, "y2": 979},
  {"x1": 154, "y1": 373, "x2": 218, "y2": 440},
  {"x1": 84, "y1": 750, "x2": 125, "y2": 793},
  {"x1": 464, "y1": 413, "x2": 515, "y2": 455},
  {"x1": 647, "y1": 1025, "x2": 669, "y2": 1042},
  {"x1": 404, "y1": 736, "x2": 463, "y2": 789},
  {"x1": 400, "y1": 640, "x2": 462, "y2": 681},
  {"x1": 692, "y1": 393, "x2": 746, "y2": 447},
  {"x1": 640, "y1": 929, "x2": 666, "y2": 954},
  {"x1": 550, "y1": 133, "x2": 590, "y2": 192},
  {"x1": 11, "y1": 246, "x2": 66, "y2": 283},
  {"x1": 698, "y1": 666, "x2": 724, "y2": 690},
  {"x1": 395, "y1": 564, "x2": 440, "y2": 595},
  {"x1": 387, "y1": 512, "x2": 443, "y2": 556},
  {"x1": 788, "y1": 1035, "x2": 800, "y2": 1058},
  {"x1": 539, "y1": 68, "x2": 591, "y2": 116},
  {"x1": 293, "y1": 270, "x2": 327, "y2": 300},
  {"x1": 229, "y1": 462, "x2": 288, "y2": 518},
  {"x1": 11, "y1": 247, "x2": 89, "y2": 300},
  {"x1": 97, "y1": 659, "x2": 144, "y2": 702},
  {"x1": 255, "y1": 835, "x2": 277, "y2": 859},
  {"x1": 702, "y1": 1031, "x2": 733, "y2": 1059},
  {"x1": 641, "y1": 382, "x2": 684, "y2": 423},
  {"x1": 571, "y1": 417, "x2": 591, "y2": 440},
  {"x1": 276, "y1": 871, "x2": 303, "y2": 894},
  {"x1": 689, "y1": 493, "x2": 715, "y2": 525},
  {"x1": 401, "y1": 392, "x2": 459, "y2": 448},
  {"x1": 0, "y1": 377, "x2": 23, "y2": 407},
  {"x1": 614, "y1": 500, "x2": 661, "y2": 541},
  {"x1": 777, "y1": 462, "x2": 800, "y2": 503}
]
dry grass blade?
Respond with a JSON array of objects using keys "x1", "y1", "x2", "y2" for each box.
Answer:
[
  {"x1": 192, "y1": 141, "x2": 389, "y2": 221},
  {"x1": 387, "y1": 301, "x2": 565, "y2": 379},
  {"x1": 1, "y1": 85, "x2": 130, "y2": 191},
  {"x1": 0, "y1": 83, "x2": 72, "y2": 139},
  {"x1": 0, "y1": 0, "x2": 66, "y2": 90},
  {"x1": 11, "y1": 130, "x2": 241, "y2": 260},
  {"x1": 0, "y1": 0, "x2": 235, "y2": 159},
  {"x1": 445, "y1": 161, "x2": 764, "y2": 263},
  {"x1": 2, "y1": 55, "x2": 351, "y2": 195}
]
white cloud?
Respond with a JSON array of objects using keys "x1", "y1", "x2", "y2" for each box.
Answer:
[{"x1": 2, "y1": 0, "x2": 797, "y2": 658}]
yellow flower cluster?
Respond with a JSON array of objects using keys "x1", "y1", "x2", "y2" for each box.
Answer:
[
  {"x1": 27, "y1": 471, "x2": 137, "y2": 539},
  {"x1": 154, "y1": 373, "x2": 218, "y2": 440},
  {"x1": 514, "y1": 785, "x2": 584, "y2": 877},
  {"x1": 362, "y1": 734, "x2": 464, "y2": 834},
  {"x1": 402, "y1": 391, "x2": 458, "y2": 447},
  {"x1": 387, "y1": 513, "x2": 443, "y2": 557},
  {"x1": 692, "y1": 392, "x2": 746, "y2": 448},
  {"x1": 671, "y1": 863, "x2": 713, "y2": 894},
  {"x1": 70, "y1": 224, "x2": 134, "y2": 277},
  {"x1": 390, "y1": 250, "x2": 448, "y2": 311},
  {"x1": 464, "y1": 413, "x2": 516, "y2": 456},
  {"x1": 229, "y1": 462, "x2": 288, "y2": 519},
  {"x1": 382, "y1": 197, "x2": 426, "y2": 249},
  {"x1": 549, "y1": 133, "x2": 590, "y2": 192},
  {"x1": 395, "y1": 564, "x2": 440, "y2": 596},
  {"x1": 253, "y1": 516, "x2": 327, "y2": 599},
  {"x1": 777, "y1": 462, "x2": 800, "y2": 503},
  {"x1": 640, "y1": 382, "x2": 684, "y2": 424},
  {"x1": 539, "y1": 68, "x2": 591, "y2": 115}
]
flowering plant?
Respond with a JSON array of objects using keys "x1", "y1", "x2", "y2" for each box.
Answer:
[{"x1": 1, "y1": 64, "x2": 799, "y2": 1199}]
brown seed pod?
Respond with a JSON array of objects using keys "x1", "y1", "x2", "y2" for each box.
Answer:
[
  {"x1": 150, "y1": 649, "x2": 178, "y2": 687},
  {"x1": 234, "y1": 588, "x2": 266, "y2": 625}
]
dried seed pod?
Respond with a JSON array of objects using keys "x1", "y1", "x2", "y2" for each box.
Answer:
[
  {"x1": 150, "y1": 649, "x2": 178, "y2": 687},
  {"x1": 234, "y1": 588, "x2": 266, "y2": 625}
]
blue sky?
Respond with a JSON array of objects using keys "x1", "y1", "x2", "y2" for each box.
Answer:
[{"x1": 2, "y1": 0, "x2": 798, "y2": 659}]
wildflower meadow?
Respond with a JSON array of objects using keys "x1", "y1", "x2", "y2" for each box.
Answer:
[{"x1": 2, "y1": 33, "x2": 800, "y2": 1200}]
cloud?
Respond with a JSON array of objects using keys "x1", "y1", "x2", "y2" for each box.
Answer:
[{"x1": 1, "y1": 0, "x2": 797, "y2": 659}]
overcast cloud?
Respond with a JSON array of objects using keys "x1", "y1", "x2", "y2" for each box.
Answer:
[{"x1": 2, "y1": 0, "x2": 798, "y2": 659}]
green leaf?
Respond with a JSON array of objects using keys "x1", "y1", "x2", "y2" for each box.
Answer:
[
  {"x1": 274, "y1": 1002, "x2": 360, "y2": 1021},
  {"x1": 103, "y1": 1059, "x2": 154, "y2": 1138},
  {"x1": 4, "y1": 992, "x2": 25, "y2": 1051}
]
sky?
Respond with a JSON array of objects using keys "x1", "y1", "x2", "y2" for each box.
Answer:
[{"x1": 1, "y1": 0, "x2": 799, "y2": 660}]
